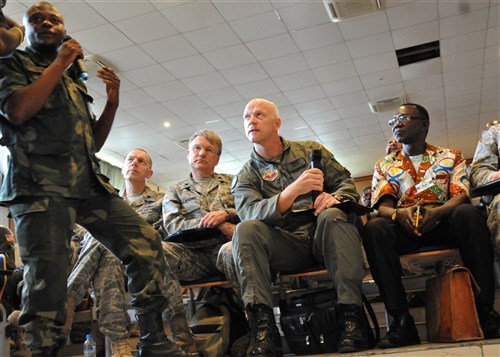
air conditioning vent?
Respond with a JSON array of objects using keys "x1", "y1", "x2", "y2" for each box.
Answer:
[
  {"x1": 323, "y1": 0, "x2": 382, "y2": 22},
  {"x1": 396, "y1": 41, "x2": 440, "y2": 67},
  {"x1": 369, "y1": 96, "x2": 407, "y2": 113}
]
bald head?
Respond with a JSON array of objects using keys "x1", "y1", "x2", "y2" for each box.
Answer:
[
  {"x1": 24, "y1": 2, "x2": 65, "y2": 51},
  {"x1": 245, "y1": 98, "x2": 280, "y2": 118}
]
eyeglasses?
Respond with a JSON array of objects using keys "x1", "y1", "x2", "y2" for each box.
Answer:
[
  {"x1": 190, "y1": 144, "x2": 219, "y2": 156},
  {"x1": 388, "y1": 114, "x2": 425, "y2": 127}
]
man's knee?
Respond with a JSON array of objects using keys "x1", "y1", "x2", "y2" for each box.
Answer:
[{"x1": 233, "y1": 220, "x2": 267, "y2": 245}]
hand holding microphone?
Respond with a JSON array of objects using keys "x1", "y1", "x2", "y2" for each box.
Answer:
[
  {"x1": 310, "y1": 149, "x2": 323, "y2": 203},
  {"x1": 63, "y1": 35, "x2": 88, "y2": 81}
]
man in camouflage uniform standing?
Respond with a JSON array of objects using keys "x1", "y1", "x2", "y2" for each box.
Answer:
[
  {"x1": 470, "y1": 122, "x2": 500, "y2": 256},
  {"x1": 0, "y1": 2, "x2": 190, "y2": 356},
  {"x1": 66, "y1": 149, "x2": 198, "y2": 356},
  {"x1": 231, "y1": 98, "x2": 373, "y2": 356},
  {"x1": 162, "y1": 130, "x2": 238, "y2": 291}
]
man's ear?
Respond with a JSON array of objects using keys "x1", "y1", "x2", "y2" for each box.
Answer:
[{"x1": 146, "y1": 169, "x2": 153, "y2": 180}]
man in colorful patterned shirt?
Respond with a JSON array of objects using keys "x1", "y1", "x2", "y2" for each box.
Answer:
[
  {"x1": 469, "y1": 122, "x2": 500, "y2": 256},
  {"x1": 363, "y1": 103, "x2": 500, "y2": 348}
]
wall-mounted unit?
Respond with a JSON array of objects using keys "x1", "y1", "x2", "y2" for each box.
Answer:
[
  {"x1": 323, "y1": 0, "x2": 382, "y2": 22},
  {"x1": 369, "y1": 96, "x2": 407, "y2": 113}
]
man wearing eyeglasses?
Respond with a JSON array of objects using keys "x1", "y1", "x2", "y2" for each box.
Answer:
[
  {"x1": 363, "y1": 103, "x2": 500, "y2": 348},
  {"x1": 161, "y1": 129, "x2": 239, "y2": 304}
]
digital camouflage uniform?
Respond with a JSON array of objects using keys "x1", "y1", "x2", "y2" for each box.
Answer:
[
  {"x1": 470, "y1": 123, "x2": 500, "y2": 255},
  {"x1": 0, "y1": 47, "x2": 169, "y2": 352},
  {"x1": 232, "y1": 138, "x2": 364, "y2": 307},
  {"x1": 162, "y1": 173, "x2": 238, "y2": 286},
  {"x1": 67, "y1": 186, "x2": 185, "y2": 341}
]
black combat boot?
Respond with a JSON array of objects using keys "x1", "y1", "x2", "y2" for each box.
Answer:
[
  {"x1": 136, "y1": 311, "x2": 198, "y2": 357},
  {"x1": 336, "y1": 303, "x2": 373, "y2": 353},
  {"x1": 168, "y1": 311, "x2": 198, "y2": 353},
  {"x1": 246, "y1": 303, "x2": 283, "y2": 357},
  {"x1": 377, "y1": 312, "x2": 420, "y2": 349}
]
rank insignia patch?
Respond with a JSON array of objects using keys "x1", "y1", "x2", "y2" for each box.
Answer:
[{"x1": 261, "y1": 164, "x2": 279, "y2": 181}]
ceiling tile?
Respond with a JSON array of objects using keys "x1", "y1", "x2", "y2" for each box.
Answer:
[
  {"x1": 443, "y1": 65, "x2": 483, "y2": 87},
  {"x1": 303, "y1": 111, "x2": 341, "y2": 125},
  {"x1": 144, "y1": 80, "x2": 193, "y2": 102},
  {"x1": 114, "y1": 12, "x2": 177, "y2": 43},
  {"x1": 122, "y1": 65, "x2": 175, "y2": 88},
  {"x1": 220, "y1": 63, "x2": 269, "y2": 86},
  {"x1": 484, "y1": 44, "x2": 499, "y2": 64},
  {"x1": 274, "y1": 70, "x2": 319, "y2": 91},
  {"x1": 213, "y1": 0, "x2": 274, "y2": 21},
  {"x1": 277, "y1": 2, "x2": 330, "y2": 31},
  {"x1": 353, "y1": 51, "x2": 399, "y2": 75},
  {"x1": 283, "y1": 85, "x2": 326, "y2": 104},
  {"x1": 360, "y1": 68, "x2": 403, "y2": 89},
  {"x1": 403, "y1": 74, "x2": 443, "y2": 92},
  {"x1": 445, "y1": 79, "x2": 482, "y2": 99},
  {"x1": 212, "y1": 101, "x2": 248, "y2": 119},
  {"x1": 113, "y1": 110, "x2": 140, "y2": 128},
  {"x1": 178, "y1": 108, "x2": 222, "y2": 125},
  {"x1": 440, "y1": 8, "x2": 488, "y2": 38},
  {"x1": 229, "y1": 10, "x2": 287, "y2": 42},
  {"x1": 391, "y1": 21, "x2": 439, "y2": 50},
  {"x1": 336, "y1": 103, "x2": 372, "y2": 119},
  {"x1": 260, "y1": 53, "x2": 309, "y2": 77},
  {"x1": 73, "y1": 24, "x2": 133, "y2": 54},
  {"x1": 246, "y1": 34, "x2": 300, "y2": 61},
  {"x1": 160, "y1": 1, "x2": 225, "y2": 32},
  {"x1": 55, "y1": 2, "x2": 108, "y2": 33},
  {"x1": 365, "y1": 82, "x2": 405, "y2": 101},
  {"x1": 441, "y1": 30, "x2": 486, "y2": 57},
  {"x1": 204, "y1": 45, "x2": 257, "y2": 70},
  {"x1": 329, "y1": 90, "x2": 368, "y2": 109},
  {"x1": 338, "y1": 11, "x2": 390, "y2": 40},
  {"x1": 291, "y1": 23, "x2": 343, "y2": 51},
  {"x1": 486, "y1": 26, "x2": 499, "y2": 47},
  {"x1": 161, "y1": 55, "x2": 215, "y2": 79},
  {"x1": 386, "y1": 1, "x2": 438, "y2": 30},
  {"x1": 309, "y1": 119, "x2": 346, "y2": 134},
  {"x1": 111, "y1": 122, "x2": 157, "y2": 139},
  {"x1": 197, "y1": 87, "x2": 245, "y2": 107},
  {"x1": 161, "y1": 95, "x2": 208, "y2": 116},
  {"x1": 99, "y1": 46, "x2": 156, "y2": 72},
  {"x1": 303, "y1": 43, "x2": 351, "y2": 69},
  {"x1": 312, "y1": 61, "x2": 358, "y2": 84},
  {"x1": 88, "y1": 1, "x2": 157, "y2": 22},
  {"x1": 442, "y1": 49, "x2": 484, "y2": 72},
  {"x1": 400, "y1": 58, "x2": 442, "y2": 81},
  {"x1": 322, "y1": 77, "x2": 364, "y2": 97},
  {"x1": 117, "y1": 89, "x2": 157, "y2": 110},
  {"x1": 234, "y1": 79, "x2": 281, "y2": 99},
  {"x1": 184, "y1": 23, "x2": 241, "y2": 52},
  {"x1": 181, "y1": 72, "x2": 230, "y2": 93},
  {"x1": 438, "y1": 0, "x2": 490, "y2": 19},
  {"x1": 140, "y1": 35, "x2": 198, "y2": 63},
  {"x1": 346, "y1": 32, "x2": 394, "y2": 59},
  {"x1": 293, "y1": 98, "x2": 334, "y2": 117}
]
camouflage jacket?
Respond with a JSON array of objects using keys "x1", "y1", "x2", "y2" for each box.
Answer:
[
  {"x1": 120, "y1": 185, "x2": 165, "y2": 235},
  {"x1": 163, "y1": 173, "x2": 237, "y2": 248},
  {"x1": 232, "y1": 138, "x2": 359, "y2": 239},
  {"x1": 470, "y1": 124, "x2": 500, "y2": 188},
  {"x1": 0, "y1": 46, "x2": 114, "y2": 202}
]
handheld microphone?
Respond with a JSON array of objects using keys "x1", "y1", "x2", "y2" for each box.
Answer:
[
  {"x1": 310, "y1": 149, "x2": 322, "y2": 203},
  {"x1": 63, "y1": 36, "x2": 88, "y2": 81}
]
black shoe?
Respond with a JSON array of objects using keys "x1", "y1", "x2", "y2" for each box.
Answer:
[
  {"x1": 246, "y1": 303, "x2": 283, "y2": 357},
  {"x1": 377, "y1": 313, "x2": 421, "y2": 349},
  {"x1": 479, "y1": 308, "x2": 500, "y2": 339},
  {"x1": 336, "y1": 304, "x2": 372, "y2": 353}
]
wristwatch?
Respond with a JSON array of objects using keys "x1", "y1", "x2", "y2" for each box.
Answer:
[{"x1": 391, "y1": 209, "x2": 398, "y2": 222}]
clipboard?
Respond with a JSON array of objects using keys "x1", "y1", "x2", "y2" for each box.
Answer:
[
  {"x1": 165, "y1": 227, "x2": 220, "y2": 243},
  {"x1": 471, "y1": 178, "x2": 500, "y2": 197}
]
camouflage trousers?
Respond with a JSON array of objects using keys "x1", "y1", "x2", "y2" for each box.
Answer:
[
  {"x1": 68, "y1": 236, "x2": 185, "y2": 340},
  {"x1": 9, "y1": 194, "x2": 169, "y2": 353},
  {"x1": 487, "y1": 194, "x2": 500, "y2": 256},
  {"x1": 161, "y1": 241, "x2": 238, "y2": 290}
]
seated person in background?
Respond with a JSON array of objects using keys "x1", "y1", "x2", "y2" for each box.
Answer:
[
  {"x1": 0, "y1": 16, "x2": 24, "y2": 57},
  {"x1": 66, "y1": 149, "x2": 198, "y2": 356},
  {"x1": 469, "y1": 121, "x2": 500, "y2": 256},
  {"x1": 162, "y1": 129, "x2": 239, "y2": 294},
  {"x1": 231, "y1": 98, "x2": 372, "y2": 356},
  {"x1": 363, "y1": 103, "x2": 500, "y2": 348},
  {"x1": 385, "y1": 136, "x2": 402, "y2": 155},
  {"x1": 360, "y1": 186, "x2": 372, "y2": 208}
]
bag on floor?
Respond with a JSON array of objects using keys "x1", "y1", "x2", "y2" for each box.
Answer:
[
  {"x1": 279, "y1": 289, "x2": 378, "y2": 355},
  {"x1": 426, "y1": 264, "x2": 484, "y2": 342},
  {"x1": 189, "y1": 287, "x2": 249, "y2": 357}
]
